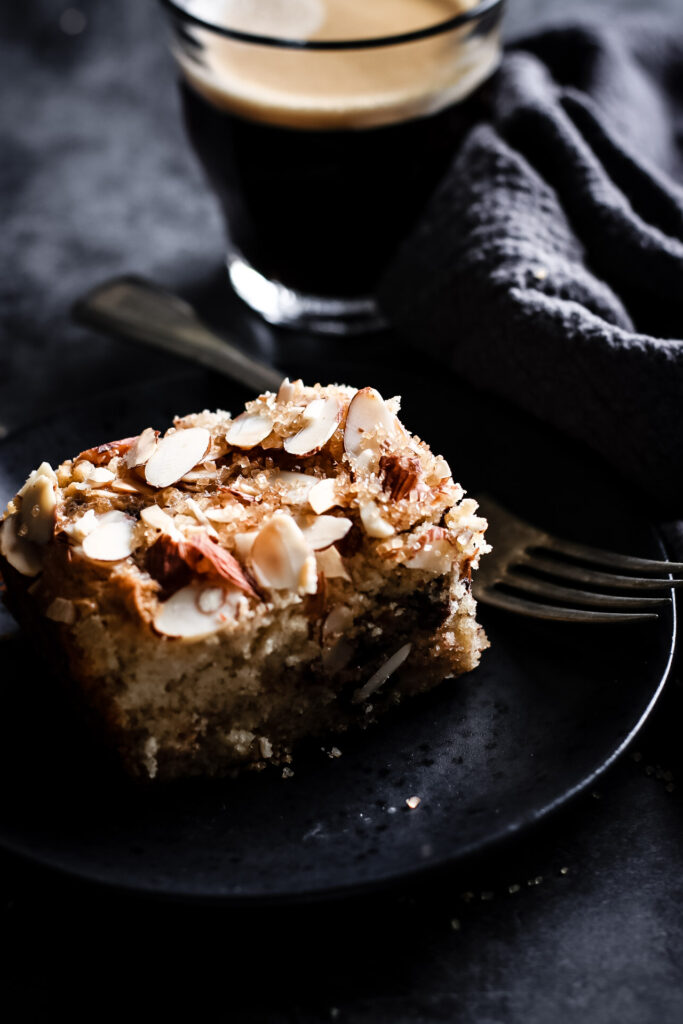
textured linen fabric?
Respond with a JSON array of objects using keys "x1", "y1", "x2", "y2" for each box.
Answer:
[{"x1": 379, "y1": 18, "x2": 683, "y2": 511}]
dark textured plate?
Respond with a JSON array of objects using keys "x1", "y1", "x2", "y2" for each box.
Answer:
[{"x1": 0, "y1": 369, "x2": 675, "y2": 903}]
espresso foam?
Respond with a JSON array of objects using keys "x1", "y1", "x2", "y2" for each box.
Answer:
[{"x1": 174, "y1": 0, "x2": 500, "y2": 130}]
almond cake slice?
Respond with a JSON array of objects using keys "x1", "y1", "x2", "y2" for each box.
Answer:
[{"x1": 0, "y1": 380, "x2": 490, "y2": 780}]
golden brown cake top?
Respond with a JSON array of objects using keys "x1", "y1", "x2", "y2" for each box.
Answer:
[{"x1": 0, "y1": 381, "x2": 488, "y2": 638}]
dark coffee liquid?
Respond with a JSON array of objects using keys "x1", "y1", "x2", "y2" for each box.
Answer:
[{"x1": 181, "y1": 81, "x2": 474, "y2": 297}]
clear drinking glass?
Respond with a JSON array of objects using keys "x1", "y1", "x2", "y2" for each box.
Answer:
[{"x1": 159, "y1": 0, "x2": 505, "y2": 334}]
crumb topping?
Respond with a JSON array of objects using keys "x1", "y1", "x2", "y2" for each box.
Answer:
[{"x1": 0, "y1": 381, "x2": 489, "y2": 640}]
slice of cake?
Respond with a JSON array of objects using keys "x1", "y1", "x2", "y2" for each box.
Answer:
[{"x1": 0, "y1": 380, "x2": 489, "y2": 780}]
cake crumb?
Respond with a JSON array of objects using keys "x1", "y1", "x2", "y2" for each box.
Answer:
[{"x1": 406, "y1": 795, "x2": 421, "y2": 809}]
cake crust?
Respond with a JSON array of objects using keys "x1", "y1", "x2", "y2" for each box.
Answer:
[{"x1": 0, "y1": 381, "x2": 490, "y2": 780}]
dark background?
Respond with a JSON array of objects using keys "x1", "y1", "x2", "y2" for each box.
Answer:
[{"x1": 2, "y1": 2, "x2": 683, "y2": 1020}]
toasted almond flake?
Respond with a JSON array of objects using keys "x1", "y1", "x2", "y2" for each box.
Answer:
[
  {"x1": 300, "y1": 515, "x2": 352, "y2": 551},
  {"x1": 352, "y1": 643, "x2": 412, "y2": 703},
  {"x1": 344, "y1": 388, "x2": 398, "y2": 461},
  {"x1": 205, "y1": 507, "x2": 239, "y2": 524},
  {"x1": 277, "y1": 377, "x2": 302, "y2": 403},
  {"x1": 140, "y1": 504, "x2": 181, "y2": 538},
  {"x1": 183, "y1": 533, "x2": 258, "y2": 598},
  {"x1": 226, "y1": 411, "x2": 273, "y2": 449},
  {"x1": 144, "y1": 428, "x2": 210, "y2": 489},
  {"x1": 405, "y1": 530, "x2": 454, "y2": 572},
  {"x1": 72, "y1": 461, "x2": 93, "y2": 482},
  {"x1": 125, "y1": 427, "x2": 159, "y2": 469},
  {"x1": 196, "y1": 585, "x2": 226, "y2": 614},
  {"x1": 63, "y1": 509, "x2": 98, "y2": 542},
  {"x1": 19, "y1": 469, "x2": 56, "y2": 545},
  {"x1": 87, "y1": 467, "x2": 115, "y2": 485},
  {"x1": 272, "y1": 470, "x2": 317, "y2": 504},
  {"x1": 233, "y1": 531, "x2": 258, "y2": 559},
  {"x1": 299, "y1": 554, "x2": 319, "y2": 594},
  {"x1": 284, "y1": 396, "x2": 342, "y2": 456},
  {"x1": 185, "y1": 497, "x2": 219, "y2": 538},
  {"x1": 0, "y1": 514, "x2": 42, "y2": 576},
  {"x1": 308, "y1": 478, "x2": 337, "y2": 515},
  {"x1": 316, "y1": 546, "x2": 351, "y2": 581},
  {"x1": 77, "y1": 437, "x2": 137, "y2": 466},
  {"x1": 359, "y1": 500, "x2": 395, "y2": 539},
  {"x1": 82, "y1": 517, "x2": 136, "y2": 561},
  {"x1": 251, "y1": 513, "x2": 312, "y2": 591},
  {"x1": 110, "y1": 478, "x2": 141, "y2": 495},
  {"x1": 45, "y1": 597, "x2": 76, "y2": 625},
  {"x1": 153, "y1": 583, "x2": 238, "y2": 639},
  {"x1": 18, "y1": 462, "x2": 58, "y2": 498}
]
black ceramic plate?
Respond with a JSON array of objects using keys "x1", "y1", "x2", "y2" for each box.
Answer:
[{"x1": 0, "y1": 370, "x2": 675, "y2": 903}]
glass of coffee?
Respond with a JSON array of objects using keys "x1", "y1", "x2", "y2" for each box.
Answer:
[{"x1": 159, "y1": 0, "x2": 504, "y2": 333}]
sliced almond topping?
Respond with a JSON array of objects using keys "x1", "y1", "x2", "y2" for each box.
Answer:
[
  {"x1": 77, "y1": 437, "x2": 138, "y2": 467},
  {"x1": 110, "y1": 478, "x2": 141, "y2": 495},
  {"x1": 62, "y1": 509, "x2": 98, "y2": 543},
  {"x1": 125, "y1": 427, "x2": 159, "y2": 469},
  {"x1": 277, "y1": 377, "x2": 302, "y2": 403},
  {"x1": 0, "y1": 514, "x2": 42, "y2": 577},
  {"x1": 308, "y1": 478, "x2": 337, "y2": 515},
  {"x1": 233, "y1": 531, "x2": 258, "y2": 560},
  {"x1": 343, "y1": 388, "x2": 398, "y2": 462},
  {"x1": 316, "y1": 546, "x2": 351, "y2": 581},
  {"x1": 298, "y1": 554, "x2": 319, "y2": 595},
  {"x1": 182, "y1": 533, "x2": 259, "y2": 598},
  {"x1": 272, "y1": 470, "x2": 317, "y2": 504},
  {"x1": 251, "y1": 513, "x2": 312, "y2": 591},
  {"x1": 144, "y1": 427, "x2": 210, "y2": 489},
  {"x1": 72, "y1": 461, "x2": 94, "y2": 482},
  {"x1": 140, "y1": 504, "x2": 180, "y2": 538},
  {"x1": 352, "y1": 643, "x2": 412, "y2": 703},
  {"x1": 153, "y1": 584, "x2": 236, "y2": 639},
  {"x1": 359, "y1": 500, "x2": 395, "y2": 539},
  {"x1": 19, "y1": 468, "x2": 56, "y2": 545},
  {"x1": 299, "y1": 515, "x2": 352, "y2": 551},
  {"x1": 196, "y1": 586, "x2": 226, "y2": 614},
  {"x1": 87, "y1": 467, "x2": 116, "y2": 485},
  {"x1": 226, "y1": 411, "x2": 273, "y2": 449},
  {"x1": 18, "y1": 461, "x2": 58, "y2": 497},
  {"x1": 185, "y1": 497, "x2": 219, "y2": 538},
  {"x1": 205, "y1": 506, "x2": 240, "y2": 524},
  {"x1": 283, "y1": 396, "x2": 342, "y2": 456},
  {"x1": 405, "y1": 527, "x2": 454, "y2": 572},
  {"x1": 82, "y1": 516, "x2": 136, "y2": 562},
  {"x1": 45, "y1": 597, "x2": 76, "y2": 625}
]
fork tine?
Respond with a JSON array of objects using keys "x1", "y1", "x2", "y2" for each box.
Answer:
[
  {"x1": 521, "y1": 554, "x2": 683, "y2": 591},
  {"x1": 474, "y1": 587, "x2": 658, "y2": 623},
  {"x1": 502, "y1": 571, "x2": 670, "y2": 609},
  {"x1": 541, "y1": 536, "x2": 683, "y2": 574}
]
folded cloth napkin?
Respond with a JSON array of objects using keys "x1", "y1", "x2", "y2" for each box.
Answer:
[{"x1": 379, "y1": 17, "x2": 683, "y2": 511}]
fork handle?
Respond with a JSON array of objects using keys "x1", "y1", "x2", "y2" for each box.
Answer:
[{"x1": 73, "y1": 275, "x2": 284, "y2": 395}]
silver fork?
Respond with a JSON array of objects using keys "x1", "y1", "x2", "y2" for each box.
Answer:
[{"x1": 473, "y1": 497, "x2": 683, "y2": 623}]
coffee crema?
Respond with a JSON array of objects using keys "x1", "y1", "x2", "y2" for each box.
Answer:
[{"x1": 174, "y1": 0, "x2": 499, "y2": 130}]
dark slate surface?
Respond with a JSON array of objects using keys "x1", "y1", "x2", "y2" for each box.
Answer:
[{"x1": 2, "y1": 2, "x2": 683, "y2": 1020}]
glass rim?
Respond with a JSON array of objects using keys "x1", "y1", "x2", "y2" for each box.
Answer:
[{"x1": 158, "y1": 0, "x2": 504, "y2": 52}]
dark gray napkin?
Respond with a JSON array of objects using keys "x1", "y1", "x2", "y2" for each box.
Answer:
[{"x1": 379, "y1": 18, "x2": 683, "y2": 511}]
